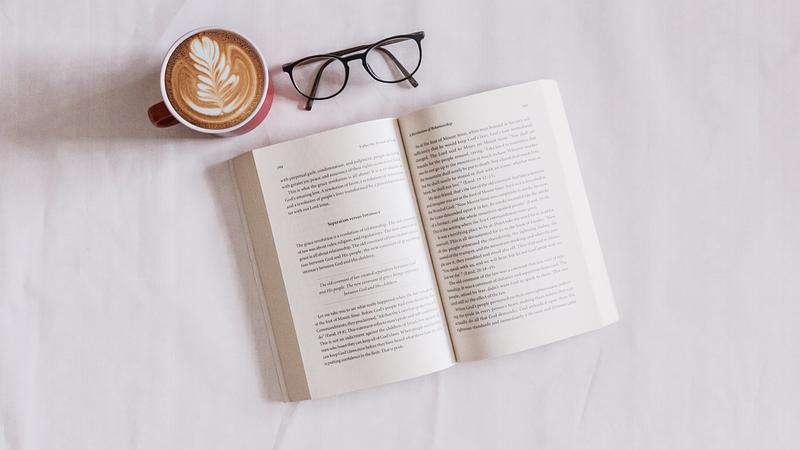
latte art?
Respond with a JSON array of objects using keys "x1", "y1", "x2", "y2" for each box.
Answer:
[{"x1": 164, "y1": 30, "x2": 265, "y2": 129}]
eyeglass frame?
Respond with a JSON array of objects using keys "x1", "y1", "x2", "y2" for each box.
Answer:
[{"x1": 282, "y1": 31, "x2": 425, "y2": 110}]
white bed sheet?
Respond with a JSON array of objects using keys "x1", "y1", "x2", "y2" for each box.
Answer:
[{"x1": 1, "y1": 0, "x2": 799, "y2": 449}]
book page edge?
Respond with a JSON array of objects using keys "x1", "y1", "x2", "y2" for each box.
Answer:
[
  {"x1": 232, "y1": 153, "x2": 312, "y2": 401},
  {"x1": 541, "y1": 81, "x2": 620, "y2": 326}
]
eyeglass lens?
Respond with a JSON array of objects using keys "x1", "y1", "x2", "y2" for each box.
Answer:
[
  {"x1": 365, "y1": 37, "x2": 421, "y2": 82},
  {"x1": 291, "y1": 56, "x2": 348, "y2": 99}
]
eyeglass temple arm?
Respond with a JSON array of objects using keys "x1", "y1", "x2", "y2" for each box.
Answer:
[
  {"x1": 372, "y1": 47, "x2": 418, "y2": 88},
  {"x1": 329, "y1": 43, "x2": 372, "y2": 56},
  {"x1": 304, "y1": 58, "x2": 337, "y2": 111}
]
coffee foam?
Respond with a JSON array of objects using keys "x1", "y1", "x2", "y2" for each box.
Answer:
[{"x1": 164, "y1": 30, "x2": 265, "y2": 130}]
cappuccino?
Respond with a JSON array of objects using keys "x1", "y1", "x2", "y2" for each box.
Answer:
[{"x1": 164, "y1": 29, "x2": 265, "y2": 130}]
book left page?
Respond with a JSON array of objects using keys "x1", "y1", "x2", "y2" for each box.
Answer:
[{"x1": 234, "y1": 118, "x2": 454, "y2": 400}]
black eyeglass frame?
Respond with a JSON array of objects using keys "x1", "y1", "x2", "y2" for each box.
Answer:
[{"x1": 282, "y1": 31, "x2": 425, "y2": 110}]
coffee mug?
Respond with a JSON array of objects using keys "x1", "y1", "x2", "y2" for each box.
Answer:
[{"x1": 148, "y1": 27, "x2": 274, "y2": 136}]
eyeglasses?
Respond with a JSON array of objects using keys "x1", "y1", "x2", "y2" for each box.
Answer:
[{"x1": 282, "y1": 31, "x2": 425, "y2": 110}]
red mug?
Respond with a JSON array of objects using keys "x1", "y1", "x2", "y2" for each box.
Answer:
[{"x1": 148, "y1": 27, "x2": 274, "y2": 137}]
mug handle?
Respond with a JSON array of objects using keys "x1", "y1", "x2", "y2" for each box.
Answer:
[{"x1": 148, "y1": 101, "x2": 180, "y2": 128}]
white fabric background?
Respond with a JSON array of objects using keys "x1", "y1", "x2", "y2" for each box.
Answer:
[{"x1": 1, "y1": 0, "x2": 799, "y2": 449}]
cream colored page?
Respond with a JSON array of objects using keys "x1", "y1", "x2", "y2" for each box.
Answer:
[
  {"x1": 398, "y1": 80, "x2": 617, "y2": 361},
  {"x1": 252, "y1": 119, "x2": 454, "y2": 398}
]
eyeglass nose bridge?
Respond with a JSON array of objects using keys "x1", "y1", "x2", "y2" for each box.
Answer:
[
  {"x1": 341, "y1": 53, "x2": 377, "y2": 80},
  {"x1": 342, "y1": 53, "x2": 373, "y2": 77},
  {"x1": 341, "y1": 53, "x2": 365, "y2": 63}
]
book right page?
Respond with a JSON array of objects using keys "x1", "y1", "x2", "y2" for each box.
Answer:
[{"x1": 398, "y1": 80, "x2": 618, "y2": 361}]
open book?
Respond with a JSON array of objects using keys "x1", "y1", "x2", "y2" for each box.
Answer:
[{"x1": 233, "y1": 80, "x2": 618, "y2": 401}]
